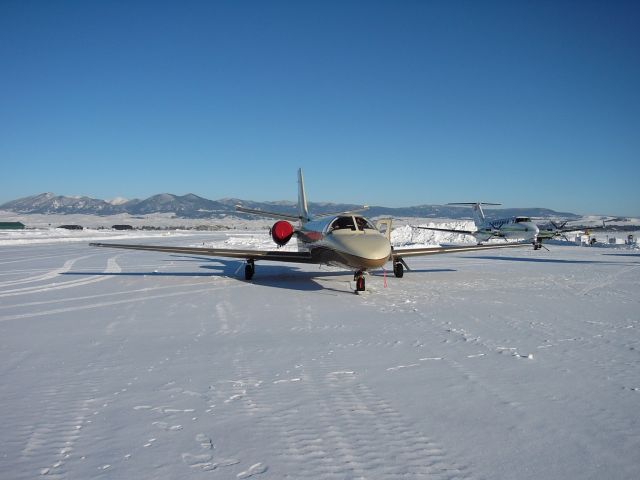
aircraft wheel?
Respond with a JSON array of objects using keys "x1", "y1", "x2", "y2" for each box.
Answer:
[
  {"x1": 393, "y1": 262, "x2": 404, "y2": 278},
  {"x1": 244, "y1": 260, "x2": 255, "y2": 280}
]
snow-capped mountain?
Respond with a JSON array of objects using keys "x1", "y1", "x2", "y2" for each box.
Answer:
[
  {"x1": 0, "y1": 193, "x2": 123, "y2": 215},
  {"x1": 0, "y1": 192, "x2": 581, "y2": 220},
  {"x1": 107, "y1": 197, "x2": 130, "y2": 206}
]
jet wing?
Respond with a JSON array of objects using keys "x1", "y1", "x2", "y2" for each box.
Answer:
[
  {"x1": 392, "y1": 242, "x2": 528, "y2": 259},
  {"x1": 89, "y1": 242, "x2": 314, "y2": 263},
  {"x1": 411, "y1": 226, "x2": 476, "y2": 235}
]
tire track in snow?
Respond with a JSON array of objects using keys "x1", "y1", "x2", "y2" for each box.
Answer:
[
  {"x1": 0, "y1": 254, "x2": 99, "y2": 288},
  {"x1": 0, "y1": 283, "x2": 248, "y2": 322},
  {"x1": 274, "y1": 364, "x2": 469, "y2": 479},
  {"x1": 0, "y1": 255, "x2": 122, "y2": 298},
  {"x1": 578, "y1": 264, "x2": 640, "y2": 296},
  {"x1": 11, "y1": 379, "x2": 101, "y2": 480},
  {"x1": 175, "y1": 347, "x2": 271, "y2": 477},
  {"x1": 223, "y1": 344, "x2": 471, "y2": 479},
  {"x1": 0, "y1": 280, "x2": 222, "y2": 310},
  {"x1": 0, "y1": 250, "x2": 84, "y2": 266}
]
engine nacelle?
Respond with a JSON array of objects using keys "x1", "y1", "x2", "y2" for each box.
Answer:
[{"x1": 271, "y1": 220, "x2": 294, "y2": 246}]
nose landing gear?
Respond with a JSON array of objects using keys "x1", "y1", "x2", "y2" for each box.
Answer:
[
  {"x1": 354, "y1": 271, "x2": 366, "y2": 292},
  {"x1": 533, "y1": 239, "x2": 548, "y2": 251}
]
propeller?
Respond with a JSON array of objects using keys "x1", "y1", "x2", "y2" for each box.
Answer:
[{"x1": 546, "y1": 220, "x2": 572, "y2": 241}]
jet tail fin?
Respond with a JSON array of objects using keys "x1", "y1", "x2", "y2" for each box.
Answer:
[
  {"x1": 297, "y1": 168, "x2": 367, "y2": 221},
  {"x1": 236, "y1": 168, "x2": 311, "y2": 224},
  {"x1": 298, "y1": 168, "x2": 310, "y2": 224}
]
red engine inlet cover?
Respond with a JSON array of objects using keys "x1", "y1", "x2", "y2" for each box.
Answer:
[{"x1": 271, "y1": 220, "x2": 294, "y2": 246}]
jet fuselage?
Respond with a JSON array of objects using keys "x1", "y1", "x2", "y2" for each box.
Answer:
[{"x1": 296, "y1": 215, "x2": 391, "y2": 270}]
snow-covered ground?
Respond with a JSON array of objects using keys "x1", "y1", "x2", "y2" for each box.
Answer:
[{"x1": 1, "y1": 228, "x2": 639, "y2": 479}]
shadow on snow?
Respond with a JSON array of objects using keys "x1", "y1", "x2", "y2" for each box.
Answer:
[
  {"x1": 62, "y1": 256, "x2": 351, "y2": 293},
  {"x1": 63, "y1": 254, "x2": 458, "y2": 293}
]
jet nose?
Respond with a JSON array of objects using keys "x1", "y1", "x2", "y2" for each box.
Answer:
[
  {"x1": 331, "y1": 233, "x2": 392, "y2": 268},
  {"x1": 361, "y1": 234, "x2": 393, "y2": 261}
]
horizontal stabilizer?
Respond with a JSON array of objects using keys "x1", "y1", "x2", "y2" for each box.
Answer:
[
  {"x1": 235, "y1": 205, "x2": 301, "y2": 222},
  {"x1": 312, "y1": 206, "x2": 369, "y2": 219}
]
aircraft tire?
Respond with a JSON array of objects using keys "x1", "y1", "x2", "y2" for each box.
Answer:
[
  {"x1": 394, "y1": 262, "x2": 404, "y2": 278},
  {"x1": 245, "y1": 263, "x2": 254, "y2": 280}
]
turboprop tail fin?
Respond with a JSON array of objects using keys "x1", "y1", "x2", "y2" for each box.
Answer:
[{"x1": 448, "y1": 202, "x2": 501, "y2": 228}]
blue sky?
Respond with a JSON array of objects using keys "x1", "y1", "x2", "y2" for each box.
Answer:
[{"x1": 1, "y1": 1, "x2": 638, "y2": 216}]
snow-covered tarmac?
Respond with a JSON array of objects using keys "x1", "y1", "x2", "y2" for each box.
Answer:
[{"x1": 1, "y1": 231, "x2": 639, "y2": 479}]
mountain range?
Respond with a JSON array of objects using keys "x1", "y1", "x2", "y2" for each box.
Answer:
[{"x1": 0, "y1": 192, "x2": 580, "y2": 221}]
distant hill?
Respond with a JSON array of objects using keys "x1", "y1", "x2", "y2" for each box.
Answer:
[
  {"x1": 0, "y1": 193, "x2": 581, "y2": 220},
  {"x1": 1, "y1": 193, "x2": 123, "y2": 215}
]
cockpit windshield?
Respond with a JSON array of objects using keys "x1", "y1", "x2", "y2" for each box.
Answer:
[
  {"x1": 515, "y1": 217, "x2": 531, "y2": 223},
  {"x1": 330, "y1": 216, "x2": 356, "y2": 231},
  {"x1": 355, "y1": 216, "x2": 376, "y2": 230},
  {"x1": 329, "y1": 216, "x2": 376, "y2": 232}
]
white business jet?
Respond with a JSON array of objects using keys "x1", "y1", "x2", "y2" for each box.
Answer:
[{"x1": 91, "y1": 171, "x2": 528, "y2": 292}]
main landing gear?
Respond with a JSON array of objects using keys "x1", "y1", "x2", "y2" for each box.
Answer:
[
  {"x1": 393, "y1": 261, "x2": 404, "y2": 278},
  {"x1": 244, "y1": 259, "x2": 255, "y2": 280},
  {"x1": 390, "y1": 249, "x2": 408, "y2": 278}
]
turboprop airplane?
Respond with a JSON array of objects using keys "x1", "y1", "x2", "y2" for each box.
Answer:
[
  {"x1": 90, "y1": 171, "x2": 529, "y2": 292},
  {"x1": 412, "y1": 202, "x2": 543, "y2": 249},
  {"x1": 536, "y1": 219, "x2": 607, "y2": 243}
]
